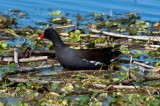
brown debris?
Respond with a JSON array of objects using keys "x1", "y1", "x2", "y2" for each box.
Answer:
[
  {"x1": 151, "y1": 66, "x2": 160, "y2": 73},
  {"x1": 154, "y1": 23, "x2": 160, "y2": 29}
]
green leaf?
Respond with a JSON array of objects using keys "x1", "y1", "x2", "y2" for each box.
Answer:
[
  {"x1": 127, "y1": 26, "x2": 137, "y2": 35},
  {"x1": 136, "y1": 21, "x2": 145, "y2": 25},
  {"x1": 62, "y1": 100, "x2": 68, "y2": 105},
  {"x1": 101, "y1": 73, "x2": 109, "y2": 77},
  {"x1": 0, "y1": 41, "x2": 7, "y2": 49},
  {"x1": 59, "y1": 92, "x2": 67, "y2": 98},
  {"x1": 9, "y1": 68, "x2": 16, "y2": 72},
  {"x1": 1, "y1": 84, "x2": 8, "y2": 88},
  {"x1": 5, "y1": 29, "x2": 20, "y2": 37},
  {"x1": 75, "y1": 83, "x2": 82, "y2": 88},
  {"x1": 112, "y1": 78, "x2": 119, "y2": 82},
  {"x1": 46, "y1": 24, "x2": 49, "y2": 29},
  {"x1": 0, "y1": 68, "x2": 7, "y2": 72},
  {"x1": 26, "y1": 81, "x2": 34, "y2": 86},
  {"x1": 9, "y1": 81, "x2": 15, "y2": 85},
  {"x1": 16, "y1": 103, "x2": 23, "y2": 106},
  {"x1": 20, "y1": 93, "x2": 27, "y2": 97},
  {"x1": 105, "y1": 21, "x2": 111, "y2": 27},
  {"x1": 34, "y1": 92, "x2": 39, "y2": 96},
  {"x1": 48, "y1": 13, "x2": 52, "y2": 16},
  {"x1": 92, "y1": 91, "x2": 99, "y2": 97},
  {"x1": 8, "y1": 63, "x2": 17, "y2": 67},
  {"x1": 75, "y1": 30, "x2": 81, "y2": 35},
  {"x1": 64, "y1": 86, "x2": 73, "y2": 91},
  {"x1": 120, "y1": 75, "x2": 126, "y2": 81},
  {"x1": 145, "y1": 22, "x2": 150, "y2": 26},
  {"x1": 52, "y1": 10, "x2": 61, "y2": 17},
  {"x1": 92, "y1": 13, "x2": 105, "y2": 17},
  {"x1": 120, "y1": 47, "x2": 130, "y2": 54},
  {"x1": 99, "y1": 93, "x2": 108, "y2": 98},
  {"x1": 133, "y1": 78, "x2": 145, "y2": 84},
  {"x1": 17, "y1": 83, "x2": 24, "y2": 87},
  {"x1": 129, "y1": 69, "x2": 140, "y2": 75},
  {"x1": 76, "y1": 73, "x2": 82, "y2": 77},
  {"x1": 80, "y1": 95, "x2": 90, "y2": 102},
  {"x1": 1, "y1": 81, "x2": 15, "y2": 88},
  {"x1": 120, "y1": 70, "x2": 127, "y2": 75},
  {"x1": 48, "y1": 99, "x2": 53, "y2": 103},
  {"x1": 40, "y1": 101, "x2": 46, "y2": 105},
  {"x1": 16, "y1": 87, "x2": 21, "y2": 92},
  {"x1": 109, "y1": 98, "x2": 117, "y2": 104},
  {"x1": 23, "y1": 103, "x2": 28, "y2": 106},
  {"x1": 132, "y1": 100, "x2": 139, "y2": 106},
  {"x1": 47, "y1": 42, "x2": 54, "y2": 50},
  {"x1": 51, "y1": 83, "x2": 59, "y2": 90},
  {"x1": 157, "y1": 47, "x2": 160, "y2": 52}
]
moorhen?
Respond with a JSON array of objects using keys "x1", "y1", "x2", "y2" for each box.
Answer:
[{"x1": 38, "y1": 28, "x2": 121, "y2": 70}]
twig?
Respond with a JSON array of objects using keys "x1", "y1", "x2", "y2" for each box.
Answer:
[
  {"x1": 133, "y1": 61, "x2": 155, "y2": 69},
  {"x1": 151, "y1": 66, "x2": 160, "y2": 73},
  {"x1": 3, "y1": 65, "x2": 53, "y2": 75},
  {"x1": 34, "y1": 70, "x2": 107, "y2": 77},
  {"x1": 0, "y1": 29, "x2": 24, "y2": 33},
  {"x1": 44, "y1": 41, "x2": 107, "y2": 47},
  {"x1": 121, "y1": 66, "x2": 137, "y2": 79},
  {"x1": 30, "y1": 50, "x2": 56, "y2": 58},
  {"x1": 0, "y1": 56, "x2": 49, "y2": 65},
  {"x1": 132, "y1": 66, "x2": 146, "y2": 72},
  {"x1": 0, "y1": 60, "x2": 14, "y2": 65},
  {"x1": 92, "y1": 84, "x2": 158, "y2": 91},
  {"x1": 2, "y1": 50, "x2": 55, "y2": 58},
  {"x1": 112, "y1": 74, "x2": 160, "y2": 85},
  {"x1": 39, "y1": 61, "x2": 47, "y2": 67},
  {"x1": 19, "y1": 56, "x2": 48, "y2": 63},
  {"x1": 138, "y1": 31, "x2": 159, "y2": 34},
  {"x1": 0, "y1": 78, "x2": 64, "y2": 84},
  {"x1": 90, "y1": 29, "x2": 160, "y2": 42},
  {"x1": 57, "y1": 90, "x2": 107, "y2": 95},
  {"x1": 14, "y1": 48, "x2": 20, "y2": 67},
  {"x1": 59, "y1": 33, "x2": 107, "y2": 38},
  {"x1": 121, "y1": 43, "x2": 159, "y2": 51},
  {"x1": 54, "y1": 25, "x2": 75, "y2": 29},
  {"x1": 117, "y1": 59, "x2": 146, "y2": 64},
  {"x1": 0, "y1": 35, "x2": 13, "y2": 40}
]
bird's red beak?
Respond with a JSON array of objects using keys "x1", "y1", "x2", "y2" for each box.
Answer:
[{"x1": 38, "y1": 32, "x2": 44, "y2": 40}]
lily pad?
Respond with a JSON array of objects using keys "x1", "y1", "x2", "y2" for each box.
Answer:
[{"x1": 126, "y1": 26, "x2": 137, "y2": 35}]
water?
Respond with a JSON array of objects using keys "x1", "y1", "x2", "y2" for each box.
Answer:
[
  {"x1": 0, "y1": 0, "x2": 160, "y2": 27},
  {"x1": 0, "y1": 0, "x2": 160, "y2": 105}
]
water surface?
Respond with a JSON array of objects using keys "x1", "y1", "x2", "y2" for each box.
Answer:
[
  {"x1": 0, "y1": 0, "x2": 159, "y2": 27},
  {"x1": 0, "y1": 0, "x2": 159, "y2": 105}
]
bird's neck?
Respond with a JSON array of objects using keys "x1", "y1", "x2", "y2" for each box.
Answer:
[{"x1": 50, "y1": 34, "x2": 66, "y2": 50}]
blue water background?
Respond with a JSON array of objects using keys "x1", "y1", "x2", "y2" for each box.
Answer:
[
  {"x1": 0, "y1": 0, "x2": 160, "y2": 27},
  {"x1": 0, "y1": 0, "x2": 160, "y2": 105}
]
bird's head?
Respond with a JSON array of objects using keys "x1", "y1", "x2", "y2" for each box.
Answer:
[{"x1": 38, "y1": 28, "x2": 55, "y2": 40}]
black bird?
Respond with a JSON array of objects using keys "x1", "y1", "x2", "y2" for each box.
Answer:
[{"x1": 38, "y1": 28, "x2": 121, "y2": 70}]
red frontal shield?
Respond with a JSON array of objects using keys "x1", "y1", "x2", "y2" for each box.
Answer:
[{"x1": 38, "y1": 32, "x2": 44, "y2": 40}]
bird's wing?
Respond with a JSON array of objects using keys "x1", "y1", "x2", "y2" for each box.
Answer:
[{"x1": 75, "y1": 47, "x2": 119, "y2": 63}]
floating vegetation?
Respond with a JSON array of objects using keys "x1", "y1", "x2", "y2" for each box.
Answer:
[
  {"x1": 50, "y1": 17, "x2": 72, "y2": 25},
  {"x1": 0, "y1": 41, "x2": 7, "y2": 49},
  {"x1": 0, "y1": 15, "x2": 17, "y2": 28},
  {"x1": 0, "y1": 9, "x2": 160, "y2": 106},
  {"x1": 48, "y1": 10, "x2": 62, "y2": 17}
]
